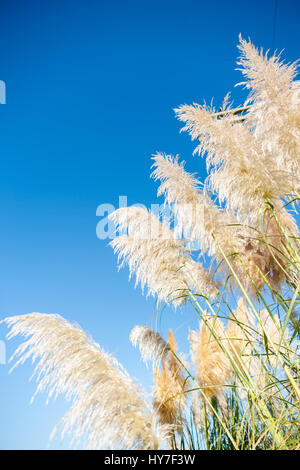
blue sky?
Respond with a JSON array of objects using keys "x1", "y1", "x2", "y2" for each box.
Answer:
[{"x1": 0, "y1": 0, "x2": 299, "y2": 449}]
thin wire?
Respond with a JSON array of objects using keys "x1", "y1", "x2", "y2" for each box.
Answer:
[{"x1": 271, "y1": 0, "x2": 278, "y2": 53}]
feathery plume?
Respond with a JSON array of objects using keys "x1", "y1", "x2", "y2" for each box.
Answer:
[
  {"x1": 151, "y1": 153, "x2": 202, "y2": 208},
  {"x1": 153, "y1": 330, "x2": 188, "y2": 429},
  {"x1": 174, "y1": 105, "x2": 293, "y2": 291},
  {"x1": 130, "y1": 325, "x2": 170, "y2": 364},
  {"x1": 151, "y1": 153, "x2": 296, "y2": 294},
  {"x1": 151, "y1": 152, "x2": 242, "y2": 257},
  {"x1": 174, "y1": 100, "x2": 279, "y2": 219},
  {"x1": 153, "y1": 363, "x2": 185, "y2": 431},
  {"x1": 109, "y1": 206, "x2": 218, "y2": 306},
  {"x1": 2, "y1": 313, "x2": 172, "y2": 450},
  {"x1": 237, "y1": 36, "x2": 300, "y2": 193},
  {"x1": 189, "y1": 315, "x2": 231, "y2": 408},
  {"x1": 175, "y1": 37, "x2": 300, "y2": 213},
  {"x1": 191, "y1": 391, "x2": 206, "y2": 431},
  {"x1": 174, "y1": 37, "x2": 300, "y2": 293}
]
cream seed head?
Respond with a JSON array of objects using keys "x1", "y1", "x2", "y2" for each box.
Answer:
[
  {"x1": 109, "y1": 206, "x2": 218, "y2": 305},
  {"x1": 129, "y1": 325, "x2": 170, "y2": 364},
  {"x1": 2, "y1": 313, "x2": 171, "y2": 450}
]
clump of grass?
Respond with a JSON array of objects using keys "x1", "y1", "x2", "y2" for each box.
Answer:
[{"x1": 2, "y1": 37, "x2": 300, "y2": 450}]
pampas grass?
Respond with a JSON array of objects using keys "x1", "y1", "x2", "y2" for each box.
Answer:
[
  {"x1": 130, "y1": 325, "x2": 170, "y2": 364},
  {"x1": 152, "y1": 330, "x2": 188, "y2": 430},
  {"x1": 1, "y1": 314, "x2": 172, "y2": 449},
  {"x1": 109, "y1": 206, "x2": 218, "y2": 305},
  {"x1": 2, "y1": 37, "x2": 300, "y2": 450}
]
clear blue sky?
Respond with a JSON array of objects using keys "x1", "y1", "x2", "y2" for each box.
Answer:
[{"x1": 0, "y1": 0, "x2": 299, "y2": 449}]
